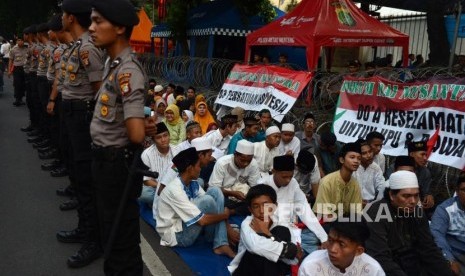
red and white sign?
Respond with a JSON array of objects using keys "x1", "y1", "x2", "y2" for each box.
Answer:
[
  {"x1": 333, "y1": 76, "x2": 465, "y2": 170},
  {"x1": 215, "y1": 65, "x2": 312, "y2": 122}
]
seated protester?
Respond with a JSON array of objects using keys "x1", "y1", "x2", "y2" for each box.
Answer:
[
  {"x1": 385, "y1": 155, "x2": 415, "y2": 187},
  {"x1": 313, "y1": 142, "x2": 363, "y2": 220},
  {"x1": 366, "y1": 131, "x2": 386, "y2": 174},
  {"x1": 163, "y1": 103, "x2": 186, "y2": 145},
  {"x1": 408, "y1": 141, "x2": 435, "y2": 209},
  {"x1": 204, "y1": 114, "x2": 238, "y2": 161},
  {"x1": 154, "y1": 98, "x2": 166, "y2": 123},
  {"x1": 254, "y1": 126, "x2": 281, "y2": 178},
  {"x1": 139, "y1": 122, "x2": 175, "y2": 206},
  {"x1": 352, "y1": 139, "x2": 385, "y2": 205},
  {"x1": 228, "y1": 185, "x2": 302, "y2": 276},
  {"x1": 299, "y1": 222, "x2": 385, "y2": 276},
  {"x1": 209, "y1": 140, "x2": 260, "y2": 215},
  {"x1": 296, "y1": 112, "x2": 320, "y2": 154},
  {"x1": 156, "y1": 148, "x2": 236, "y2": 257},
  {"x1": 314, "y1": 132, "x2": 342, "y2": 177},
  {"x1": 260, "y1": 155, "x2": 328, "y2": 255},
  {"x1": 181, "y1": 110, "x2": 194, "y2": 123},
  {"x1": 364, "y1": 171, "x2": 454, "y2": 276},
  {"x1": 194, "y1": 101, "x2": 216, "y2": 135},
  {"x1": 228, "y1": 116, "x2": 261, "y2": 154},
  {"x1": 231, "y1": 107, "x2": 245, "y2": 134},
  {"x1": 155, "y1": 136, "x2": 214, "y2": 211},
  {"x1": 430, "y1": 175, "x2": 465, "y2": 276},
  {"x1": 278, "y1": 123, "x2": 300, "y2": 160},
  {"x1": 294, "y1": 150, "x2": 321, "y2": 204},
  {"x1": 255, "y1": 109, "x2": 274, "y2": 142},
  {"x1": 173, "y1": 121, "x2": 202, "y2": 154}
]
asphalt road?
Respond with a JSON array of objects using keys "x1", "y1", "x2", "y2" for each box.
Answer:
[{"x1": 0, "y1": 76, "x2": 193, "y2": 276}]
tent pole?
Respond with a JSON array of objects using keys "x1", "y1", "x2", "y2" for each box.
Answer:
[{"x1": 449, "y1": 0, "x2": 462, "y2": 70}]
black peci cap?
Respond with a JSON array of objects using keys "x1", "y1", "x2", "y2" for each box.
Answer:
[
  {"x1": 92, "y1": 0, "x2": 140, "y2": 27},
  {"x1": 48, "y1": 14, "x2": 63, "y2": 31},
  {"x1": 62, "y1": 0, "x2": 92, "y2": 14},
  {"x1": 36, "y1": 23, "x2": 50, "y2": 33},
  {"x1": 408, "y1": 140, "x2": 427, "y2": 153},
  {"x1": 28, "y1": 25, "x2": 37, "y2": 34}
]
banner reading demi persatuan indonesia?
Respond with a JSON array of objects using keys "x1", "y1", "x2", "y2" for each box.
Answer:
[
  {"x1": 333, "y1": 75, "x2": 465, "y2": 170},
  {"x1": 215, "y1": 65, "x2": 313, "y2": 122}
]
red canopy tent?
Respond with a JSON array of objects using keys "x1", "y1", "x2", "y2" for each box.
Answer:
[{"x1": 245, "y1": 0, "x2": 409, "y2": 70}]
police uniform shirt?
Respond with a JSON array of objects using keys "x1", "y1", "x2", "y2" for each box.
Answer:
[
  {"x1": 57, "y1": 43, "x2": 73, "y2": 92},
  {"x1": 62, "y1": 31, "x2": 104, "y2": 101},
  {"x1": 37, "y1": 42, "x2": 55, "y2": 77},
  {"x1": 23, "y1": 43, "x2": 33, "y2": 73},
  {"x1": 90, "y1": 47, "x2": 146, "y2": 147},
  {"x1": 30, "y1": 42, "x2": 43, "y2": 72},
  {"x1": 47, "y1": 43, "x2": 65, "y2": 81},
  {"x1": 9, "y1": 45, "x2": 28, "y2": 67}
]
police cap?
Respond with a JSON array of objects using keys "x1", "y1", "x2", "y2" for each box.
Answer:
[
  {"x1": 36, "y1": 23, "x2": 49, "y2": 33},
  {"x1": 48, "y1": 14, "x2": 63, "y2": 31},
  {"x1": 61, "y1": 0, "x2": 92, "y2": 14},
  {"x1": 92, "y1": 0, "x2": 139, "y2": 27},
  {"x1": 28, "y1": 25, "x2": 37, "y2": 34}
]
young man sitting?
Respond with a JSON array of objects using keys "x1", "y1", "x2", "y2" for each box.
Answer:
[
  {"x1": 228, "y1": 184, "x2": 302, "y2": 276},
  {"x1": 299, "y1": 222, "x2": 385, "y2": 276},
  {"x1": 366, "y1": 131, "x2": 386, "y2": 174},
  {"x1": 278, "y1": 123, "x2": 300, "y2": 160},
  {"x1": 294, "y1": 150, "x2": 321, "y2": 204},
  {"x1": 260, "y1": 155, "x2": 328, "y2": 255},
  {"x1": 156, "y1": 148, "x2": 235, "y2": 257},
  {"x1": 253, "y1": 126, "x2": 281, "y2": 178}
]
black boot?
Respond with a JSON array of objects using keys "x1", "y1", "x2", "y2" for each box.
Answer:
[
  {"x1": 56, "y1": 228, "x2": 85, "y2": 243},
  {"x1": 67, "y1": 242, "x2": 102, "y2": 268}
]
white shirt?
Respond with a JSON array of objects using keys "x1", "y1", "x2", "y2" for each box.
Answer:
[
  {"x1": 352, "y1": 162, "x2": 386, "y2": 201},
  {"x1": 156, "y1": 177, "x2": 205, "y2": 247},
  {"x1": 253, "y1": 141, "x2": 280, "y2": 176},
  {"x1": 259, "y1": 174, "x2": 328, "y2": 243},
  {"x1": 158, "y1": 141, "x2": 193, "y2": 188},
  {"x1": 141, "y1": 144, "x2": 175, "y2": 182},
  {"x1": 228, "y1": 216, "x2": 286, "y2": 274},
  {"x1": 204, "y1": 129, "x2": 231, "y2": 160},
  {"x1": 209, "y1": 154, "x2": 260, "y2": 189},
  {"x1": 299, "y1": 250, "x2": 385, "y2": 276},
  {"x1": 294, "y1": 156, "x2": 321, "y2": 194},
  {"x1": 373, "y1": 153, "x2": 386, "y2": 174},
  {"x1": 1, "y1": 43, "x2": 11, "y2": 58},
  {"x1": 166, "y1": 93, "x2": 176, "y2": 105},
  {"x1": 278, "y1": 136, "x2": 301, "y2": 160}
]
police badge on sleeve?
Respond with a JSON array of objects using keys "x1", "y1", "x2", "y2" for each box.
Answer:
[{"x1": 118, "y1": 73, "x2": 132, "y2": 96}]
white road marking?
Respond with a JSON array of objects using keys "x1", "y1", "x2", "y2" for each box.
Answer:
[{"x1": 140, "y1": 234, "x2": 171, "y2": 276}]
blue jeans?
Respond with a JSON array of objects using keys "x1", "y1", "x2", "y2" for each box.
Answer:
[
  {"x1": 175, "y1": 186, "x2": 228, "y2": 249},
  {"x1": 301, "y1": 228, "x2": 320, "y2": 256},
  {"x1": 139, "y1": 185, "x2": 155, "y2": 206}
]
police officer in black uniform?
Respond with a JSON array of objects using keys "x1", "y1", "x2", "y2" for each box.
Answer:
[
  {"x1": 89, "y1": 0, "x2": 157, "y2": 274},
  {"x1": 56, "y1": 0, "x2": 104, "y2": 268}
]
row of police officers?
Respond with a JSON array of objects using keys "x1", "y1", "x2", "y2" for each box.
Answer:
[{"x1": 9, "y1": 0, "x2": 158, "y2": 274}]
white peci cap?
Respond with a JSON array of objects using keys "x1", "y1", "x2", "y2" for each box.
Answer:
[
  {"x1": 154, "y1": 85, "x2": 164, "y2": 93},
  {"x1": 388, "y1": 171, "x2": 419, "y2": 190},
  {"x1": 236, "y1": 140, "x2": 254, "y2": 155},
  {"x1": 281, "y1": 123, "x2": 295, "y2": 132},
  {"x1": 191, "y1": 137, "x2": 212, "y2": 152},
  {"x1": 265, "y1": 126, "x2": 280, "y2": 136}
]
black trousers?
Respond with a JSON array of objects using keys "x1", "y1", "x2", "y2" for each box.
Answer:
[
  {"x1": 28, "y1": 72, "x2": 41, "y2": 129},
  {"x1": 50, "y1": 93, "x2": 62, "y2": 156},
  {"x1": 37, "y1": 76, "x2": 51, "y2": 139},
  {"x1": 92, "y1": 145, "x2": 144, "y2": 276},
  {"x1": 13, "y1": 66, "x2": 25, "y2": 101},
  {"x1": 233, "y1": 226, "x2": 292, "y2": 276},
  {"x1": 62, "y1": 100, "x2": 99, "y2": 244}
]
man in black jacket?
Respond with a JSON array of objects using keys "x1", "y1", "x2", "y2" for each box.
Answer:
[{"x1": 364, "y1": 170, "x2": 453, "y2": 276}]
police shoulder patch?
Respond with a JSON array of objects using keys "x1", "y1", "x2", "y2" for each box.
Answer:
[
  {"x1": 80, "y1": 50, "x2": 90, "y2": 67},
  {"x1": 118, "y1": 73, "x2": 132, "y2": 96}
]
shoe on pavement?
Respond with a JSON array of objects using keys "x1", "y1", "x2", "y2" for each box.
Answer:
[
  {"x1": 41, "y1": 160, "x2": 61, "y2": 171},
  {"x1": 56, "y1": 228, "x2": 85, "y2": 243},
  {"x1": 26, "y1": 130, "x2": 41, "y2": 137},
  {"x1": 28, "y1": 136, "x2": 43, "y2": 143},
  {"x1": 59, "y1": 198, "x2": 79, "y2": 211},
  {"x1": 21, "y1": 125, "x2": 34, "y2": 132},
  {"x1": 67, "y1": 242, "x2": 102, "y2": 268},
  {"x1": 39, "y1": 150, "x2": 58, "y2": 160},
  {"x1": 56, "y1": 187, "x2": 76, "y2": 197},
  {"x1": 38, "y1": 146, "x2": 54, "y2": 154},
  {"x1": 51, "y1": 167, "x2": 68, "y2": 177},
  {"x1": 33, "y1": 140, "x2": 51, "y2": 149}
]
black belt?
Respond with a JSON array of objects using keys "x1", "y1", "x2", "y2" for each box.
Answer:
[
  {"x1": 62, "y1": 99, "x2": 95, "y2": 111},
  {"x1": 92, "y1": 143, "x2": 142, "y2": 161}
]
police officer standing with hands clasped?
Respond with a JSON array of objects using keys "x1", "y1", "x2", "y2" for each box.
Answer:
[{"x1": 89, "y1": 0, "x2": 157, "y2": 274}]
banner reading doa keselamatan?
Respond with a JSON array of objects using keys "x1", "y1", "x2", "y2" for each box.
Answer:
[
  {"x1": 215, "y1": 65, "x2": 313, "y2": 122},
  {"x1": 333, "y1": 76, "x2": 465, "y2": 170}
]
